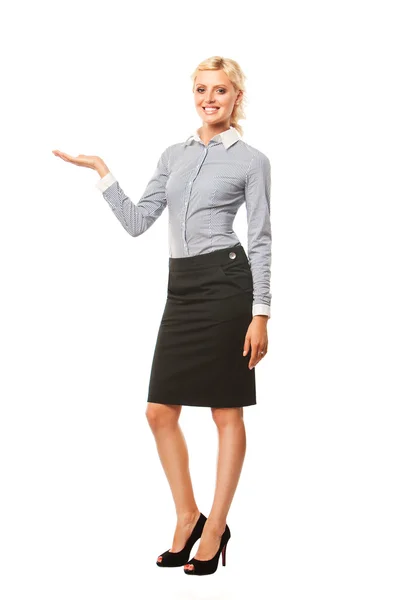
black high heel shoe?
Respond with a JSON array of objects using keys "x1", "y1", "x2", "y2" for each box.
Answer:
[
  {"x1": 183, "y1": 523, "x2": 231, "y2": 576},
  {"x1": 156, "y1": 512, "x2": 207, "y2": 568}
]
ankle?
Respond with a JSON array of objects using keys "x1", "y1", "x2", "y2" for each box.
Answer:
[
  {"x1": 177, "y1": 509, "x2": 200, "y2": 524},
  {"x1": 204, "y1": 516, "x2": 226, "y2": 534}
]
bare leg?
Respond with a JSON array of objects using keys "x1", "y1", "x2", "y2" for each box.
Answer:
[
  {"x1": 184, "y1": 407, "x2": 246, "y2": 570},
  {"x1": 145, "y1": 403, "x2": 201, "y2": 563}
]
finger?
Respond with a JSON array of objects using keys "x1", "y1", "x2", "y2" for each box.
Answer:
[
  {"x1": 60, "y1": 153, "x2": 75, "y2": 162},
  {"x1": 249, "y1": 345, "x2": 260, "y2": 369},
  {"x1": 242, "y1": 336, "x2": 251, "y2": 356},
  {"x1": 53, "y1": 151, "x2": 90, "y2": 167},
  {"x1": 257, "y1": 345, "x2": 267, "y2": 360},
  {"x1": 53, "y1": 150, "x2": 83, "y2": 162},
  {"x1": 53, "y1": 150, "x2": 73, "y2": 162}
]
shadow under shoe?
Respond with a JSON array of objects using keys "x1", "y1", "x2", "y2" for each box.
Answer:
[{"x1": 156, "y1": 512, "x2": 207, "y2": 568}]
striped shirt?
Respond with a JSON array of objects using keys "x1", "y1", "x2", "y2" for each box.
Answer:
[{"x1": 96, "y1": 126, "x2": 272, "y2": 318}]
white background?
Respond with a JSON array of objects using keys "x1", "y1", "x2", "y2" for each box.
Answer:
[{"x1": 1, "y1": 0, "x2": 399, "y2": 598}]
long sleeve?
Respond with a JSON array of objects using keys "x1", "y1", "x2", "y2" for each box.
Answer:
[
  {"x1": 244, "y1": 152, "x2": 272, "y2": 318},
  {"x1": 95, "y1": 147, "x2": 170, "y2": 237}
]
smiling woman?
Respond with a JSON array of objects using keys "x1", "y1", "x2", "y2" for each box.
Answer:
[
  {"x1": 53, "y1": 54, "x2": 272, "y2": 578},
  {"x1": 193, "y1": 65, "x2": 247, "y2": 140}
]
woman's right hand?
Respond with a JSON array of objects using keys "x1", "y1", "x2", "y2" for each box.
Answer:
[{"x1": 52, "y1": 150, "x2": 110, "y2": 177}]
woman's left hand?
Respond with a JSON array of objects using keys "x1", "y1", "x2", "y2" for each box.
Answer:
[{"x1": 243, "y1": 316, "x2": 269, "y2": 369}]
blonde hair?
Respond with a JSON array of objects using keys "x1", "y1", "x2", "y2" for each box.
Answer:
[{"x1": 191, "y1": 56, "x2": 247, "y2": 137}]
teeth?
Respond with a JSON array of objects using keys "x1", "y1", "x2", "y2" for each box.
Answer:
[{"x1": 204, "y1": 107, "x2": 219, "y2": 113}]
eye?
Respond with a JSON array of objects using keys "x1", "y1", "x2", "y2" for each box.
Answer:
[{"x1": 196, "y1": 87, "x2": 227, "y2": 93}]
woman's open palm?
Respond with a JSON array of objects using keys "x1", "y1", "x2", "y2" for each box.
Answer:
[{"x1": 52, "y1": 150, "x2": 99, "y2": 170}]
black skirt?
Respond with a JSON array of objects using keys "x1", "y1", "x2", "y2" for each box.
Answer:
[{"x1": 146, "y1": 243, "x2": 256, "y2": 408}]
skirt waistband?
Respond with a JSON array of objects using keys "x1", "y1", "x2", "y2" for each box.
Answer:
[{"x1": 169, "y1": 243, "x2": 249, "y2": 272}]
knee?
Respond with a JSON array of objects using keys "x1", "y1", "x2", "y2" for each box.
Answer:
[
  {"x1": 211, "y1": 407, "x2": 243, "y2": 428},
  {"x1": 145, "y1": 403, "x2": 181, "y2": 432}
]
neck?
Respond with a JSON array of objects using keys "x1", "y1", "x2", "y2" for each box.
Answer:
[{"x1": 198, "y1": 122, "x2": 232, "y2": 145}]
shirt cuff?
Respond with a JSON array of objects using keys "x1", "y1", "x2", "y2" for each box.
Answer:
[
  {"x1": 95, "y1": 171, "x2": 117, "y2": 193},
  {"x1": 252, "y1": 304, "x2": 271, "y2": 318}
]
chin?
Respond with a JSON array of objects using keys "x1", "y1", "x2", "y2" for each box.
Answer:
[
  {"x1": 199, "y1": 114, "x2": 224, "y2": 123},
  {"x1": 197, "y1": 110, "x2": 224, "y2": 121}
]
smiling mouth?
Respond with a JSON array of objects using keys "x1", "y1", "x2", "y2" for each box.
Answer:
[{"x1": 203, "y1": 107, "x2": 220, "y2": 113}]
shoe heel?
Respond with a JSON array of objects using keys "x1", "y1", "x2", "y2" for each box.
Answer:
[{"x1": 221, "y1": 541, "x2": 228, "y2": 567}]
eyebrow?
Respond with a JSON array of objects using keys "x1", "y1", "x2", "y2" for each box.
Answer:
[{"x1": 195, "y1": 83, "x2": 228, "y2": 88}]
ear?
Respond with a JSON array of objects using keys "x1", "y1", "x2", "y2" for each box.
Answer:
[{"x1": 236, "y1": 90, "x2": 243, "y2": 104}]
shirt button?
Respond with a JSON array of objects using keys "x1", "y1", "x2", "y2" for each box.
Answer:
[{"x1": 229, "y1": 252, "x2": 236, "y2": 260}]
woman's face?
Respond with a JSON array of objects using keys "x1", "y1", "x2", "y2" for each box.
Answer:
[{"x1": 194, "y1": 69, "x2": 241, "y2": 128}]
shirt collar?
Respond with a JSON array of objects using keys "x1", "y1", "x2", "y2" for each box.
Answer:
[{"x1": 184, "y1": 126, "x2": 241, "y2": 150}]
